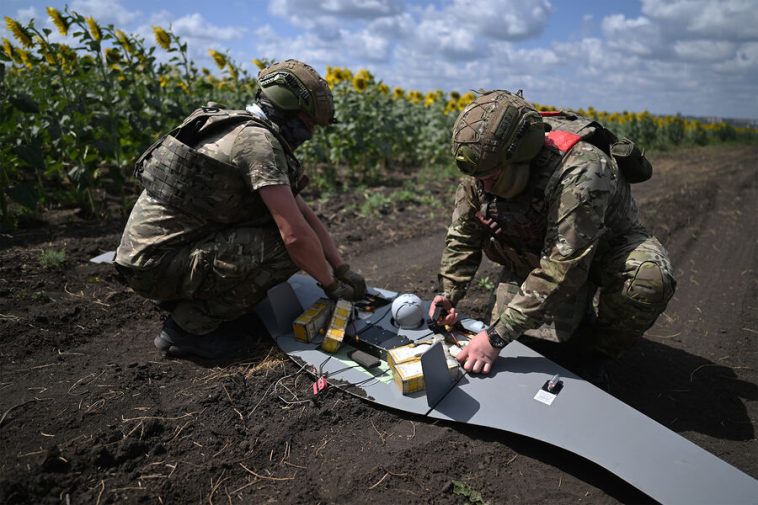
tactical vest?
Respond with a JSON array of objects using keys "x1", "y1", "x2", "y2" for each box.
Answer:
[
  {"x1": 134, "y1": 104, "x2": 302, "y2": 224},
  {"x1": 540, "y1": 111, "x2": 653, "y2": 183},
  {"x1": 477, "y1": 147, "x2": 563, "y2": 271}
]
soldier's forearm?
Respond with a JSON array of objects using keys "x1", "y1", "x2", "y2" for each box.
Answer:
[
  {"x1": 438, "y1": 251, "x2": 482, "y2": 306},
  {"x1": 296, "y1": 196, "x2": 343, "y2": 268}
]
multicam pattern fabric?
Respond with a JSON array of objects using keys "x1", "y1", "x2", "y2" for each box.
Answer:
[
  {"x1": 118, "y1": 123, "x2": 300, "y2": 269},
  {"x1": 118, "y1": 223, "x2": 298, "y2": 334},
  {"x1": 116, "y1": 117, "x2": 303, "y2": 333},
  {"x1": 439, "y1": 140, "x2": 675, "y2": 354},
  {"x1": 451, "y1": 90, "x2": 546, "y2": 177},
  {"x1": 258, "y1": 59, "x2": 334, "y2": 126}
]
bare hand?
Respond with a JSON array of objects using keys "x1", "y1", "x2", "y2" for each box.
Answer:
[
  {"x1": 429, "y1": 295, "x2": 458, "y2": 326},
  {"x1": 456, "y1": 330, "x2": 500, "y2": 375}
]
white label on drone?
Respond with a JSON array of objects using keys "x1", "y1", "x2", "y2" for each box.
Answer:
[{"x1": 534, "y1": 389, "x2": 556, "y2": 406}]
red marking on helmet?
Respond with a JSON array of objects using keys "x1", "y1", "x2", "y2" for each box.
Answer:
[
  {"x1": 545, "y1": 130, "x2": 582, "y2": 153},
  {"x1": 539, "y1": 111, "x2": 564, "y2": 116}
]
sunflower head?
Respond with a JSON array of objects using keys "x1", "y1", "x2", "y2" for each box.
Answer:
[
  {"x1": 86, "y1": 17, "x2": 102, "y2": 42},
  {"x1": 152, "y1": 26, "x2": 171, "y2": 50},
  {"x1": 105, "y1": 47, "x2": 122, "y2": 65},
  {"x1": 2, "y1": 37, "x2": 15, "y2": 60},
  {"x1": 352, "y1": 75, "x2": 368, "y2": 92},
  {"x1": 5, "y1": 17, "x2": 33, "y2": 48},
  {"x1": 208, "y1": 49, "x2": 227, "y2": 69},
  {"x1": 115, "y1": 30, "x2": 135, "y2": 55},
  {"x1": 47, "y1": 7, "x2": 69, "y2": 36}
]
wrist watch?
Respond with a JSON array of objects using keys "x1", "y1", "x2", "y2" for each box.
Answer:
[{"x1": 486, "y1": 325, "x2": 508, "y2": 349}]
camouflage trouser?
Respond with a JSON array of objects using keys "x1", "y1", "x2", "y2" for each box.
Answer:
[
  {"x1": 491, "y1": 235, "x2": 676, "y2": 358},
  {"x1": 120, "y1": 225, "x2": 298, "y2": 334}
]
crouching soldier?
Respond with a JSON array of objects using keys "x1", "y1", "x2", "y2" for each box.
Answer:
[
  {"x1": 430, "y1": 90, "x2": 675, "y2": 387},
  {"x1": 116, "y1": 60, "x2": 366, "y2": 359}
]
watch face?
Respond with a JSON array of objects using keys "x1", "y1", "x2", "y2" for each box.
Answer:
[{"x1": 487, "y1": 327, "x2": 506, "y2": 348}]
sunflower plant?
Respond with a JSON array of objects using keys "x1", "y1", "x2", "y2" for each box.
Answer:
[{"x1": 0, "y1": 8, "x2": 754, "y2": 231}]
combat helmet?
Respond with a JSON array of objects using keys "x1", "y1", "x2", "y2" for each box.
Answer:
[
  {"x1": 258, "y1": 60, "x2": 335, "y2": 126},
  {"x1": 451, "y1": 90, "x2": 545, "y2": 178}
]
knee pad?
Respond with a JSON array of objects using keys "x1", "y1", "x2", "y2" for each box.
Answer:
[{"x1": 624, "y1": 261, "x2": 675, "y2": 308}]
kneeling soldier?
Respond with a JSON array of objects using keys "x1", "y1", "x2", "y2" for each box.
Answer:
[
  {"x1": 116, "y1": 60, "x2": 366, "y2": 359},
  {"x1": 430, "y1": 90, "x2": 675, "y2": 386}
]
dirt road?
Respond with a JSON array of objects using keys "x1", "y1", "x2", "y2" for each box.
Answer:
[{"x1": 0, "y1": 144, "x2": 756, "y2": 504}]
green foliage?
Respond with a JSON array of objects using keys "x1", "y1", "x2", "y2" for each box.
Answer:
[
  {"x1": 1, "y1": 10, "x2": 756, "y2": 230},
  {"x1": 38, "y1": 248, "x2": 67, "y2": 269},
  {"x1": 583, "y1": 109, "x2": 757, "y2": 152},
  {"x1": 298, "y1": 74, "x2": 455, "y2": 190},
  {"x1": 1, "y1": 8, "x2": 258, "y2": 229},
  {"x1": 356, "y1": 180, "x2": 443, "y2": 217},
  {"x1": 451, "y1": 480, "x2": 489, "y2": 505},
  {"x1": 476, "y1": 276, "x2": 495, "y2": 291}
]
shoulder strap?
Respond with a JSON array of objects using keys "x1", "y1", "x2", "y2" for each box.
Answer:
[
  {"x1": 135, "y1": 104, "x2": 298, "y2": 176},
  {"x1": 545, "y1": 130, "x2": 582, "y2": 154},
  {"x1": 540, "y1": 111, "x2": 652, "y2": 183},
  {"x1": 540, "y1": 110, "x2": 614, "y2": 155}
]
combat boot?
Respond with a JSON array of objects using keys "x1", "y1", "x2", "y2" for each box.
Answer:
[{"x1": 154, "y1": 316, "x2": 255, "y2": 360}]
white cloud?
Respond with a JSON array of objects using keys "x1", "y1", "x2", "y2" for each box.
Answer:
[
  {"x1": 171, "y1": 13, "x2": 246, "y2": 42},
  {"x1": 601, "y1": 14, "x2": 662, "y2": 56},
  {"x1": 268, "y1": 0, "x2": 404, "y2": 33},
  {"x1": 270, "y1": 0, "x2": 404, "y2": 21},
  {"x1": 255, "y1": 26, "x2": 345, "y2": 67},
  {"x1": 5, "y1": 0, "x2": 754, "y2": 117},
  {"x1": 673, "y1": 40, "x2": 736, "y2": 61},
  {"x1": 126, "y1": 11, "x2": 248, "y2": 72},
  {"x1": 71, "y1": 0, "x2": 140, "y2": 26},
  {"x1": 447, "y1": 0, "x2": 552, "y2": 41},
  {"x1": 255, "y1": 0, "x2": 755, "y2": 117},
  {"x1": 16, "y1": 7, "x2": 38, "y2": 22},
  {"x1": 347, "y1": 30, "x2": 391, "y2": 61},
  {"x1": 414, "y1": 15, "x2": 481, "y2": 61},
  {"x1": 714, "y1": 42, "x2": 758, "y2": 74},
  {"x1": 641, "y1": 0, "x2": 758, "y2": 40}
]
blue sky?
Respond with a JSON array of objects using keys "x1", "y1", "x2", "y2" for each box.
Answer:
[{"x1": 4, "y1": 0, "x2": 758, "y2": 119}]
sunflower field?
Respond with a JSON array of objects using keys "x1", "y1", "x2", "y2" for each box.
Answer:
[{"x1": 1, "y1": 8, "x2": 756, "y2": 230}]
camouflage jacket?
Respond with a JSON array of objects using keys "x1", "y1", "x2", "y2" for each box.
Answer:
[
  {"x1": 116, "y1": 112, "x2": 302, "y2": 270},
  {"x1": 439, "y1": 140, "x2": 649, "y2": 341}
]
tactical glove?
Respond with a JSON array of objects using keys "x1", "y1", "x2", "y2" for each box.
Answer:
[
  {"x1": 334, "y1": 264, "x2": 367, "y2": 299},
  {"x1": 323, "y1": 278, "x2": 357, "y2": 301}
]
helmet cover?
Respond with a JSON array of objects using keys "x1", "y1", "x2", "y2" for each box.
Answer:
[
  {"x1": 258, "y1": 60, "x2": 335, "y2": 126},
  {"x1": 451, "y1": 90, "x2": 545, "y2": 177}
]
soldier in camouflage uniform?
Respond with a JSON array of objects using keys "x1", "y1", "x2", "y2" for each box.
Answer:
[
  {"x1": 116, "y1": 60, "x2": 366, "y2": 359},
  {"x1": 430, "y1": 90, "x2": 675, "y2": 382}
]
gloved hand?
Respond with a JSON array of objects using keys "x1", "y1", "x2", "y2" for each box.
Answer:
[
  {"x1": 334, "y1": 264, "x2": 367, "y2": 300},
  {"x1": 323, "y1": 278, "x2": 357, "y2": 301}
]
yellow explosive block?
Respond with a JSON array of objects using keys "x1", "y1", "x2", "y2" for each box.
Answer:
[
  {"x1": 387, "y1": 343, "x2": 430, "y2": 369},
  {"x1": 293, "y1": 298, "x2": 334, "y2": 343},
  {"x1": 391, "y1": 354, "x2": 460, "y2": 395},
  {"x1": 321, "y1": 299, "x2": 353, "y2": 353}
]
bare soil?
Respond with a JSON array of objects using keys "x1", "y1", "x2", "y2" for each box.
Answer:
[{"x1": 1, "y1": 144, "x2": 756, "y2": 504}]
